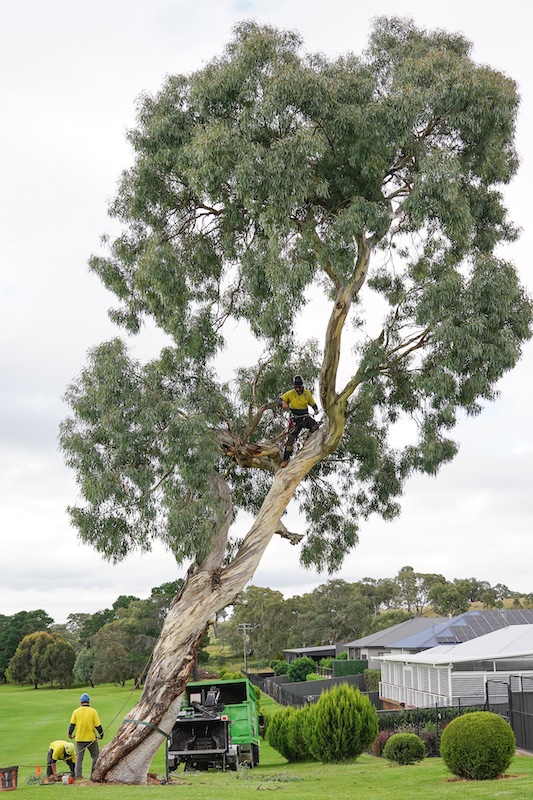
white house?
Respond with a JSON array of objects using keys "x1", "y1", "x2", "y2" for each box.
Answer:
[{"x1": 378, "y1": 624, "x2": 533, "y2": 708}]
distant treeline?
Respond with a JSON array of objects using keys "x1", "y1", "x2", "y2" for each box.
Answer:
[{"x1": 2, "y1": 568, "x2": 531, "y2": 686}]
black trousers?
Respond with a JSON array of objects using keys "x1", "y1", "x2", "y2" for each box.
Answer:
[
  {"x1": 283, "y1": 414, "x2": 319, "y2": 461},
  {"x1": 46, "y1": 749, "x2": 75, "y2": 777}
]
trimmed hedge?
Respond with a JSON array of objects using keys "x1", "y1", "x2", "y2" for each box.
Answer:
[
  {"x1": 383, "y1": 733, "x2": 425, "y2": 765},
  {"x1": 333, "y1": 659, "x2": 367, "y2": 677},
  {"x1": 440, "y1": 711, "x2": 515, "y2": 780}
]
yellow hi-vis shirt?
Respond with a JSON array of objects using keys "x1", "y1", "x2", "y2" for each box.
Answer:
[
  {"x1": 280, "y1": 388, "x2": 317, "y2": 412},
  {"x1": 49, "y1": 741, "x2": 76, "y2": 762},
  {"x1": 69, "y1": 706, "x2": 102, "y2": 741}
]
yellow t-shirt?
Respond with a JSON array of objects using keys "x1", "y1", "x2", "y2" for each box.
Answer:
[
  {"x1": 69, "y1": 706, "x2": 102, "y2": 741},
  {"x1": 49, "y1": 741, "x2": 76, "y2": 762},
  {"x1": 280, "y1": 388, "x2": 317, "y2": 412}
]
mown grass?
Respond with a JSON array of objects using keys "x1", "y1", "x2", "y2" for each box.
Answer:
[{"x1": 1, "y1": 682, "x2": 533, "y2": 799}]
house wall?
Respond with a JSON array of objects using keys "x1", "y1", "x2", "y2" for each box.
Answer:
[{"x1": 380, "y1": 660, "x2": 533, "y2": 709}]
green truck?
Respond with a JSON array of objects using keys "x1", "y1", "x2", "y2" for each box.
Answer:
[{"x1": 167, "y1": 677, "x2": 261, "y2": 771}]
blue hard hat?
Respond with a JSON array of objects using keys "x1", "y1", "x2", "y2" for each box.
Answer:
[{"x1": 80, "y1": 693, "x2": 90, "y2": 703}]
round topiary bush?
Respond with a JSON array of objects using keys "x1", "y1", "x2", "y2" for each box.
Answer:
[
  {"x1": 382, "y1": 733, "x2": 425, "y2": 765},
  {"x1": 439, "y1": 711, "x2": 516, "y2": 780}
]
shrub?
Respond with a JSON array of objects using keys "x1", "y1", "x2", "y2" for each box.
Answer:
[
  {"x1": 266, "y1": 707, "x2": 301, "y2": 762},
  {"x1": 286, "y1": 706, "x2": 315, "y2": 762},
  {"x1": 440, "y1": 711, "x2": 515, "y2": 780},
  {"x1": 305, "y1": 684, "x2": 379, "y2": 763},
  {"x1": 333, "y1": 659, "x2": 366, "y2": 677},
  {"x1": 383, "y1": 733, "x2": 425, "y2": 765},
  {"x1": 419, "y1": 728, "x2": 441, "y2": 758},
  {"x1": 305, "y1": 672, "x2": 321, "y2": 681},
  {"x1": 218, "y1": 668, "x2": 242, "y2": 680},
  {"x1": 270, "y1": 659, "x2": 289, "y2": 675},
  {"x1": 371, "y1": 729, "x2": 392, "y2": 757},
  {"x1": 287, "y1": 657, "x2": 316, "y2": 682},
  {"x1": 364, "y1": 668, "x2": 381, "y2": 692}
]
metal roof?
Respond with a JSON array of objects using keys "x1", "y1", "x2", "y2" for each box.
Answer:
[
  {"x1": 345, "y1": 610, "x2": 533, "y2": 651},
  {"x1": 344, "y1": 617, "x2": 449, "y2": 648},
  {"x1": 378, "y1": 624, "x2": 533, "y2": 666},
  {"x1": 283, "y1": 646, "x2": 336, "y2": 656}
]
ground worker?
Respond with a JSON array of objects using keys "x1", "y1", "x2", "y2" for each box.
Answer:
[
  {"x1": 46, "y1": 740, "x2": 76, "y2": 781},
  {"x1": 277, "y1": 374, "x2": 320, "y2": 467},
  {"x1": 68, "y1": 693, "x2": 104, "y2": 780}
]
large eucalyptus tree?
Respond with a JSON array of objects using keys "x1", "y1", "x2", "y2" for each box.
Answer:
[{"x1": 60, "y1": 18, "x2": 531, "y2": 782}]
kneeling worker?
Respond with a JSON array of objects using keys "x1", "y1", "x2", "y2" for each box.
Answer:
[{"x1": 47, "y1": 740, "x2": 76, "y2": 780}]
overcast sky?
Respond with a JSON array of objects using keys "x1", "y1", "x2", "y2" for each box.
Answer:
[{"x1": 1, "y1": 0, "x2": 532, "y2": 625}]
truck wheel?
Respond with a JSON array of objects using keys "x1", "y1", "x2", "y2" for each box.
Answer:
[{"x1": 252, "y1": 744, "x2": 260, "y2": 767}]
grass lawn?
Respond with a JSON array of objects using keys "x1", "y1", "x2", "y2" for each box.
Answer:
[{"x1": 1, "y1": 682, "x2": 533, "y2": 798}]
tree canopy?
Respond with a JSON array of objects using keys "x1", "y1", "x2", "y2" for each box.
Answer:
[{"x1": 61, "y1": 17, "x2": 531, "y2": 578}]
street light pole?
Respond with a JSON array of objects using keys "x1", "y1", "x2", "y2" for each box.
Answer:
[{"x1": 237, "y1": 623, "x2": 252, "y2": 674}]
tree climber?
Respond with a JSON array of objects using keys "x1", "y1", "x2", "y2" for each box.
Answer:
[{"x1": 277, "y1": 375, "x2": 320, "y2": 467}]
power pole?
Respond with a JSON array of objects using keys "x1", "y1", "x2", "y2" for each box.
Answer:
[{"x1": 237, "y1": 623, "x2": 252, "y2": 674}]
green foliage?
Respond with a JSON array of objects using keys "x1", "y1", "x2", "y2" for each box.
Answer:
[
  {"x1": 269, "y1": 659, "x2": 289, "y2": 676},
  {"x1": 287, "y1": 657, "x2": 316, "y2": 683},
  {"x1": 382, "y1": 733, "x2": 425, "y2": 765},
  {"x1": 225, "y1": 586, "x2": 290, "y2": 662},
  {"x1": 218, "y1": 668, "x2": 243, "y2": 680},
  {"x1": 364, "y1": 669, "x2": 381, "y2": 692},
  {"x1": 73, "y1": 648, "x2": 95, "y2": 686},
  {"x1": 439, "y1": 711, "x2": 515, "y2": 780},
  {"x1": 60, "y1": 17, "x2": 532, "y2": 584},
  {"x1": 266, "y1": 706, "x2": 315, "y2": 763},
  {"x1": 305, "y1": 672, "x2": 321, "y2": 681},
  {"x1": 0, "y1": 610, "x2": 53, "y2": 680},
  {"x1": 286, "y1": 706, "x2": 314, "y2": 762},
  {"x1": 377, "y1": 705, "x2": 484, "y2": 733},
  {"x1": 266, "y1": 707, "x2": 302, "y2": 762},
  {"x1": 305, "y1": 684, "x2": 379, "y2": 763},
  {"x1": 7, "y1": 631, "x2": 75, "y2": 688},
  {"x1": 333, "y1": 659, "x2": 366, "y2": 677}
]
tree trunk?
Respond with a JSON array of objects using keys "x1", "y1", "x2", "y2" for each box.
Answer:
[{"x1": 91, "y1": 425, "x2": 339, "y2": 783}]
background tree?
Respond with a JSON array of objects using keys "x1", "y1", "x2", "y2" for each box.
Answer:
[
  {"x1": 59, "y1": 18, "x2": 531, "y2": 782},
  {"x1": 92, "y1": 623, "x2": 132, "y2": 686},
  {"x1": 358, "y1": 577, "x2": 400, "y2": 617},
  {"x1": 286, "y1": 580, "x2": 372, "y2": 645},
  {"x1": 429, "y1": 581, "x2": 471, "y2": 616},
  {"x1": 7, "y1": 631, "x2": 74, "y2": 688},
  {"x1": 395, "y1": 566, "x2": 446, "y2": 617},
  {"x1": 73, "y1": 647, "x2": 96, "y2": 687},
  {"x1": 223, "y1": 585, "x2": 289, "y2": 662},
  {"x1": 43, "y1": 634, "x2": 76, "y2": 688},
  {"x1": 366, "y1": 609, "x2": 412, "y2": 633},
  {"x1": 0, "y1": 610, "x2": 53, "y2": 682}
]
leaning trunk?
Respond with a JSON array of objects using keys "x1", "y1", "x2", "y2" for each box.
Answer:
[{"x1": 91, "y1": 427, "x2": 337, "y2": 783}]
